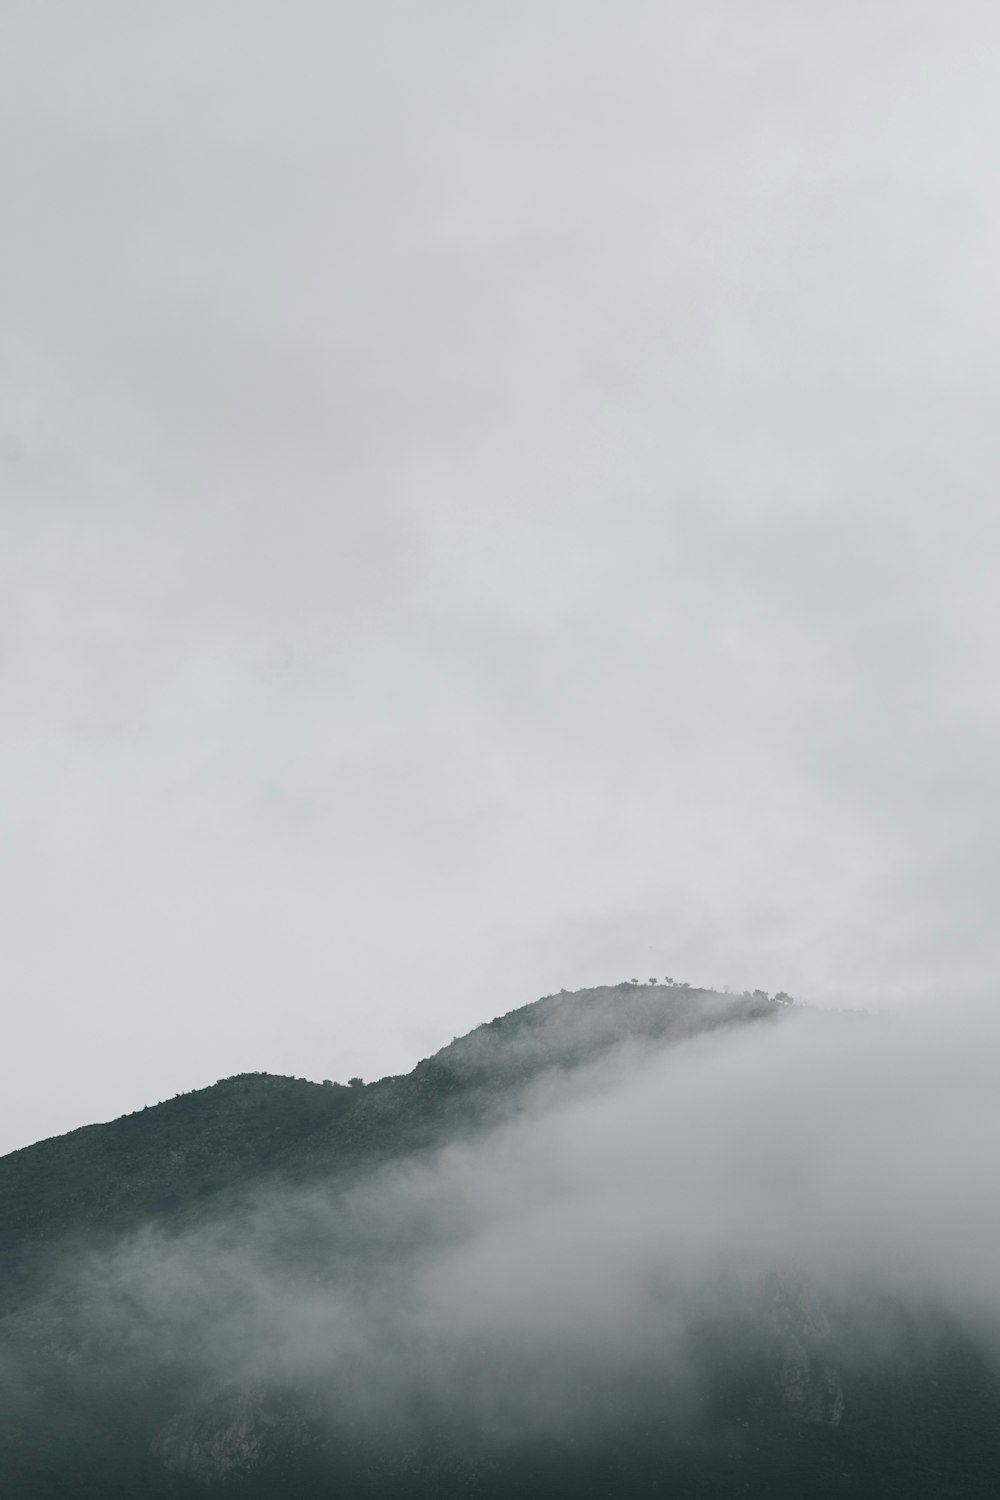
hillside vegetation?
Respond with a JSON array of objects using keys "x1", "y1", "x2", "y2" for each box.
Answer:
[{"x1": 2, "y1": 983, "x2": 998, "y2": 1499}]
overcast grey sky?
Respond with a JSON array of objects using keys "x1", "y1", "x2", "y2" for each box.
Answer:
[{"x1": 3, "y1": 2, "x2": 1000, "y2": 1154}]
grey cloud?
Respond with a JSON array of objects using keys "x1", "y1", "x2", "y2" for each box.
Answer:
[
  {"x1": 3, "y1": 3, "x2": 1000, "y2": 1151},
  {"x1": 22, "y1": 1000, "x2": 1000, "y2": 1456}
]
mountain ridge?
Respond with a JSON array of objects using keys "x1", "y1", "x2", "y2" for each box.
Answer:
[
  {"x1": 8, "y1": 982, "x2": 996, "y2": 1499},
  {"x1": 0, "y1": 981, "x2": 783, "y2": 1304}
]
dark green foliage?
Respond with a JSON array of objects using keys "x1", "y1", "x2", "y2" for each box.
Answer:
[
  {"x1": 2, "y1": 983, "x2": 759, "y2": 1313},
  {"x1": 0, "y1": 1073, "x2": 359, "y2": 1313}
]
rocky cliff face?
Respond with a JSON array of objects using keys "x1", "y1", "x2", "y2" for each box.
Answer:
[
  {"x1": 766, "y1": 1275, "x2": 845, "y2": 1425},
  {"x1": 153, "y1": 1386, "x2": 312, "y2": 1485}
]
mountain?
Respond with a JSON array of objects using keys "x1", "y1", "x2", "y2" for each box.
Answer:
[
  {"x1": 0, "y1": 982, "x2": 774, "y2": 1312},
  {"x1": 1, "y1": 983, "x2": 998, "y2": 1498}
]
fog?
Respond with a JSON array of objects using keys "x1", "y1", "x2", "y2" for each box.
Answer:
[
  {"x1": 5, "y1": 2, "x2": 1000, "y2": 1155},
  {"x1": 17, "y1": 997, "x2": 996, "y2": 1459}
]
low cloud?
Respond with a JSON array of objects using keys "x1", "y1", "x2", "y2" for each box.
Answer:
[{"x1": 18, "y1": 998, "x2": 1000, "y2": 1457}]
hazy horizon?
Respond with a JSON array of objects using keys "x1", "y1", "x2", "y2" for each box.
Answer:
[{"x1": 5, "y1": 2, "x2": 1000, "y2": 1155}]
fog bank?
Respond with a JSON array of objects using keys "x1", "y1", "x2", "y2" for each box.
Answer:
[{"x1": 19, "y1": 999, "x2": 997, "y2": 1448}]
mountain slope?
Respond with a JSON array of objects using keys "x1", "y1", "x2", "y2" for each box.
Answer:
[
  {"x1": 0, "y1": 983, "x2": 773, "y2": 1306},
  {"x1": 2, "y1": 984, "x2": 998, "y2": 1499}
]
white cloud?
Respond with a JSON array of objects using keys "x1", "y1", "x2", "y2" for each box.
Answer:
[{"x1": 3, "y1": 2, "x2": 1000, "y2": 1149}]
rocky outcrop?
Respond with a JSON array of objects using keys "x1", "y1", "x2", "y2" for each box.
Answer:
[
  {"x1": 153, "y1": 1384, "x2": 309, "y2": 1484},
  {"x1": 765, "y1": 1272, "x2": 844, "y2": 1425}
]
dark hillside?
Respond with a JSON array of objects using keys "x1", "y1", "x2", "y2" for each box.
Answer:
[
  {"x1": 0, "y1": 984, "x2": 770, "y2": 1307},
  {"x1": 4, "y1": 984, "x2": 998, "y2": 1498},
  {"x1": 0, "y1": 1073, "x2": 359, "y2": 1310}
]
